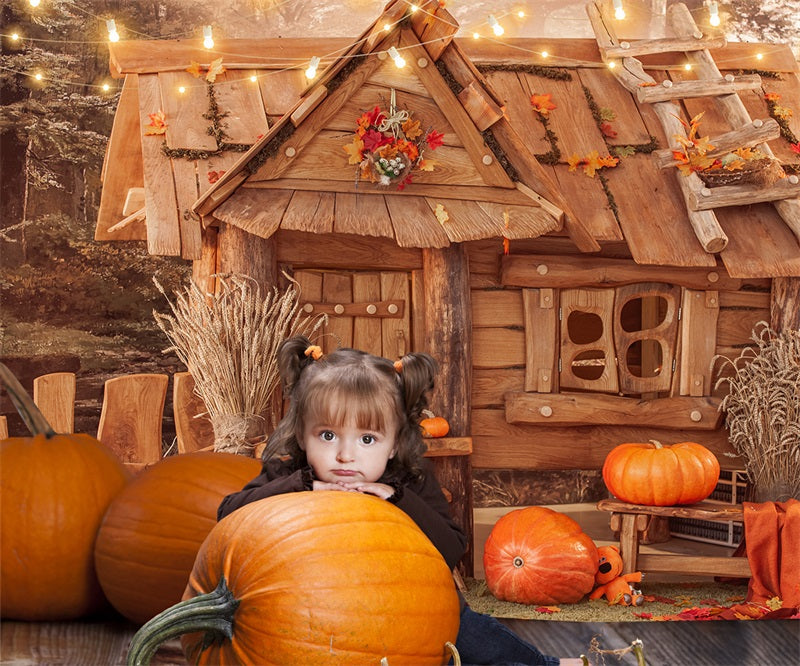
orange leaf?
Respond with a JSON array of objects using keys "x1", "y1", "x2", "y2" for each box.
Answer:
[
  {"x1": 401, "y1": 118, "x2": 422, "y2": 140},
  {"x1": 186, "y1": 61, "x2": 204, "y2": 78},
  {"x1": 205, "y1": 57, "x2": 226, "y2": 83},
  {"x1": 144, "y1": 110, "x2": 167, "y2": 136},
  {"x1": 530, "y1": 93, "x2": 557, "y2": 116},
  {"x1": 566, "y1": 153, "x2": 584, "y2": 172},
  {"x1": 342, "y1": 136, "x2": 365, "y2": 165},
  {"x1": 534, "y1": 606, "x2": 561, "y2": 614}
]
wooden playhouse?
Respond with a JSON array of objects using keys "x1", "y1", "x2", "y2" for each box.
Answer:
[{"x1": 96, "y1": 0, "x2": 800, "y2": 574}]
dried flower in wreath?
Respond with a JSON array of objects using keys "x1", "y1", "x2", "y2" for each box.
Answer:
[
  {"x1": 153, "y1": 274, "x2": 326, "y2": 455},
  {"x1": 343, "y1": 88, "x2": 444, "y2": 190},
  {"x1": 714, "y1": 322, "x2": 800, "y2": 501}
]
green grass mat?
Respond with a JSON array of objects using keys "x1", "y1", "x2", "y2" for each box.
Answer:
[{"x1": 463, "y1": 578, "x2": 761, "y2": 621}]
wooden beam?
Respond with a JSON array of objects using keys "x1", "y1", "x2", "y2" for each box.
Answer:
[{"x1": 505, "y1": 392, "x2": 723, "y2": 430}]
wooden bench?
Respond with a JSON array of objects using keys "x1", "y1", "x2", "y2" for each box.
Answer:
[{"x1": 597, "y1": 498, "x2": 751, "y2": 578}]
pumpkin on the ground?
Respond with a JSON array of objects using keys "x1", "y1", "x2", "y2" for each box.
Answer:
[
  {"x1": 0, "y1": 363, "x2": 130, "y2": 621},
  {"x1": 127, "y1": 491, "x2": 461, "y2": 666},
  {"x1": 94, "y1": 450, "x2": 261, "y2": 625},
  {"x1": 603, "y1": 440, "x2": 720, "y2": 506},
  {"x1": 482, "y1": 506, "x2": 598, "y2": 605}
]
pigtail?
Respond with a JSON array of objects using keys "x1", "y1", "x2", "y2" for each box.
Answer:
[
  {"x1": 396, "y1": 352, "x2": 438, "y2": 423},
  {"x1": 277, "y1": 335, "x2": 316, "y2": 398}
]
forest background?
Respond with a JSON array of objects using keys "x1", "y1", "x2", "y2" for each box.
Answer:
[{"x1": 1, "y1": 0, "x2": 798, "y2": 465}]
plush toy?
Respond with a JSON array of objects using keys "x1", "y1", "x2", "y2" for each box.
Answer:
[{"x1": 589, "y1": 545, "x2": 644, "y2": 606}]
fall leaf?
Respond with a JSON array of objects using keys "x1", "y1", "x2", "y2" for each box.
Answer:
[
  {"x1": 186, "y1": 61, "x2": 204, "y2": 78},
  {"x1": 766, "y1": 596, "x2": 783, "y2": 611},
  {"x1": 614, "y1": 145, "x2": 635, "y2": 158},
  {"x1": 207, "y1": 170, "x2": 225, "y2": 184},
  {"x1": 638, "y1": 81, "x2": 657, "y2": 87},
  {"x1": 205, "y1": 57, "x2": 226, "y2": 83},
  {"x1": 144, "y1": 110, "x2": 167, "y2": 135},
  {"x1": 342, "y1": 136, "x2": 365, "y2": 165},
  {"x1": 567, "y1": 153, "x2": 584, "y2": 172},
  {"x1": 773, "y1": 105, "x2": 793, "y2": 119},
  {"x1": 600, "y1": 121, "x2": 617, "y2": 138},
  {"x1": 599, "y1": 107, "x2": 616, "y2": 122},
  {"x1": 365, "y1": 105, "x2": 385, "y2": 127},
  {"x1": 417, "y1": 158, "x2": 437, "y2": 171},
  {"x1": 633, "y1": 612, "x2": 653, "y2": 619},
  {"x1": 426, "y1": 130, "x2": 445, "y2": 150},
  {"x1": 534, "y1": 606, "x2": 561, "y2": 614},
  {"x1": 503, "y1": 236, "x2": 510, "y2": 255},
  {"x1": 401, "y1": 118, "x2": 422, "y2": 140},
  {"x1": 362, "y1": 129, "x2": 392, "y2": 152},
  {"x1": 790, "y1": 142, "x2": 800, "y2": 155},
  {"x1": 764, "y1": 92, "x2": 781, "y2": 102},
  {"x1": 530, "y1": 93, "x2": 556, "y2": 116},
  {"x1": 583, "y1": 151, "x2": 605, "y2": 177},
  {"x1": 434, "y1": 203, "x2": 449, "y2": 224}
]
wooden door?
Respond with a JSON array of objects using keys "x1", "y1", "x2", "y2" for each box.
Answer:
[{"x1": 293, "y1": 269, "x2": 412, "y2": 359}]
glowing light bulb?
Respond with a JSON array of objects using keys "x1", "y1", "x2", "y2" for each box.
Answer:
[
  {"x1": 541, "y1": 51, "x2": 549, "y2": 59},
  {"x1": 29, "y1": 0, "x2": 40, "y2": 7},
  {"x1": 11, "y1": 32, "x2": 20, "y2": 41},
  {"x1": 305, "y1": 56, "x2": 320, "y2": 80},
  {"x1": 34, "y1": 72, "x2": 42, "y2": 81},
  {"x1": 203, "y1": 26, "x2": 214, "y2": 49},
  {"x1": 684, "y1": 63, "x2": 692, "y2": 71},
  {"x1": 472, "y1": 32, "x2": 480, "y2": 39},
  {"x1": 383, "y1": 22, "x2": 391, "y2": 31},
  {"x1": 410, "y1": 4, "x2": 418, "y2": 12},
  {"x1": 106, "y1": 19, "x2": 120, "y2": 43},
  {"x1": 178, "y1": 86, "x2": 186, "y2": 94},
  {"x1": 388, "y1": 46, "x2": 405, "y2": 68},
  {"x1": 607, "y1": 61, "x2": 617, "y2": 69},
  {"x1": 488, "y1": 15, "x2": 504, "y2": 37},
  {"x1": 613, "y1": 0, "x2": 626, "y2": 20},
  {"x1": 102, "y1": 83, "x2": 110, "y2": 92},
  {"x1": 517, "y1": 11, "x2": 525, "y2": 18},
  {"x1": 250, "y1": 74, "x2": 257, "y2": 82},
  {"x1": 708, "y1": 1, "x2": 721, "y2": 27}
]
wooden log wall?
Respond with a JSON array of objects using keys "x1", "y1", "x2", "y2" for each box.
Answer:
[{"x1": 466, "y1": 238, "x2": 770, "y2": 475}]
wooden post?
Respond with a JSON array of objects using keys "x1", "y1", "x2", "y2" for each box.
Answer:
[
  {"x1": 216, "y1": 222, "x2": 278, "y2": 292},
  {"x1": 770, "y1": 277, "x2": 800, "y2": 333},
  {"x1": 422, "y1": 244, "x2": 474, "y2": 576}
]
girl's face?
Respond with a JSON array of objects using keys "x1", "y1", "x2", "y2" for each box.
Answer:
[{"x1": 300, "y1": 413, "x2": 398, "y2": 484}]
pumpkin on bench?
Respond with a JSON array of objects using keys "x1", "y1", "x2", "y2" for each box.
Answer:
[{"x1": 598, "y1": 440, "x2": 751, "y2": 579}]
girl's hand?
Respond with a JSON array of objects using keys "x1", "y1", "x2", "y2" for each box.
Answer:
[
  {"x1": 341, "y1": 481, "x2": 396, "y2": 500},
  {"x1": 312, "y1": 480, "x2": 355, "y2": 492}
]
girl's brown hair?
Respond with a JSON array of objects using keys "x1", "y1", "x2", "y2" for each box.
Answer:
[{"x1": 263, "y1": 336, "x2": 438, "y2": 483}]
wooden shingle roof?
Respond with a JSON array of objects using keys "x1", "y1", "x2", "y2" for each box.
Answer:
[{"x1": 96, "y1": 0, "x2": 800, "y2": 277}]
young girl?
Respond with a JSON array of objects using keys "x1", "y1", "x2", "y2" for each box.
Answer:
[{"x1": 218, "y1": 336, "x2": 581, "y2": 666}]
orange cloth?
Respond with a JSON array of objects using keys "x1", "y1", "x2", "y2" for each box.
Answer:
[{"x1": 743, "y1": 498, "x2": 800, "y2": 608}]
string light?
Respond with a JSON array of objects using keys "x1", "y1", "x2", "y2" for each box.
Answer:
[
  {"x1": 708, "y1": 1, "x2": 721, "y2": 27},
  {"x1": 607, "y1": 60, "x2": 617, "y2": 69},
  {"x1": 106, "y1": 19, "x2": 119, "y2": 43},
  {"x1": 612, "y1": 0, "x2": 626, "y2": 20},
  {"x1": 249, "y1": 74, "x2": 258, "y2": 82},
  {"x1": 10, "y1": 32, "x2": 20, "y2": 41},
  {"x1": 178, "y1": 85, "x2": 186, "y2": 94},
  {"x1": 383, "y1": 22, "x2": 391, "y2": 31},
  {"x1": 541, "y1": 51, "x2": 549, "y2": 59},
  {"x1": 684, "y1": 63, "x2": 692, "y2": 71},
  {"x1": 488, "y1": 15, "x2": 504, "y2": 37},
  {"x1": 387, "y1": 46, "x2": 406, "y2": 68},
  {"x1": 202, "y1": 25, "x2": 214, "y2": 49},
  {"x1": 472, "y1": 31, "x2": 480, "y2": 39},
  {"x1": 410, "y1": 4, "x2": 419, "y2": 12},
  {"x1": 756, "y1": 52, "x2": 764, "y2": 60},
  {"x1": 305, "y1": 55, "x2": 320, "y2": 80},
  {"x1": 29, "y1": 0, "x2": 40, "y2": 7},
  {"x1": 102, "y1": 82, "x2": 110, "y2": 91},
  {"x1": 34, "y1": 72, "x2": 42, "y2": 80}
]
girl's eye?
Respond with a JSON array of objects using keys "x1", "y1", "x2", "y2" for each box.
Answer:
[
  {"x1": 360, "y1": 434, "x2": 376, "y2": 445},
  {"x1": 321, "y1": 430, "x2": 336, "y2": 442}
]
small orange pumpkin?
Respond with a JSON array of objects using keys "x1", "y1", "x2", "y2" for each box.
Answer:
[
  {"x1": 420, "y1": 416, "x2": 450, "y2": 438},
  {"x1": 602, "y1": 439, "x2": 720, "y2": 506},
  {"x1": 127, "y1": 492, "x2": 461, "y2": 665}
]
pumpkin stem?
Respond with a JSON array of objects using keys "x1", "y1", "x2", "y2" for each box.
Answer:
[
  {"x1": 126, "y1": 575, "x2": 239, "y2": 666},
  {"x1": 0, "y1": 362, "x2": 56, "y2": 438},
  {"x1": 648, "y1": 439, "x2": 663, "y2": 449}
]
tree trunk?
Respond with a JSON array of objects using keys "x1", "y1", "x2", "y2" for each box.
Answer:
[{"x1": 422, "y1": 244, "x2": 474, "y2": 575}]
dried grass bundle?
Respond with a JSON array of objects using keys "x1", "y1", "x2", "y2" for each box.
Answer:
[
  {"x1": 153, "y1": 275, "x2": 324, "y2": 455},
  {"x1": 715, "y1": 322, "x2": 800, "y2": 501}
]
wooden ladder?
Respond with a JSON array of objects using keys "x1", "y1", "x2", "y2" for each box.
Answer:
[{"x1": 586, "y1": 0, "x2": 800, "y2": 253}]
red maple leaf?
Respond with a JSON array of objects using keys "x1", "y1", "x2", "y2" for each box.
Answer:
[
  {"x1": 600, "y1": 121, "x2": 617, "y2": 138},
  {"x1": 633, "y1": 611, "x2": 653, "y2": 619},
  {"x1": 790, "y1": 142, "x2": 800, "y2": 155},
  {"x1": 426, "y1": 129, "x2": 445, "y2": 150},
  {"x1": 365, "y1": 105, "x2": 385, "y2": 127},
  {"x1": 207, "y1": 170, "x2": 226, "y2": 184},
  {"x1": 362, "y1": 129, "x2": 393, "y2": 152}
]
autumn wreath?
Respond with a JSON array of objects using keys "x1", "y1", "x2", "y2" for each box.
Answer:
[{"x1": 343, "y1": 90, "x2": 444, "y2": 190}]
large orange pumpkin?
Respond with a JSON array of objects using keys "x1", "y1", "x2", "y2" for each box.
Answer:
[
  {"x1": 603, "y1": 440, "x2": 720, "y2": 506},
  {"x1": 127, "y1": 492, "x2": 461, "y2": 665},
  {"x1": 0, "y1": 363, "x2": 130, "y2": 620},
  {"x1": 483, "y1": 506, "x2": 598, "y2": 605},
  {"x1": 94, "y1": 450, "x2": 260, "y2": 625}
]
